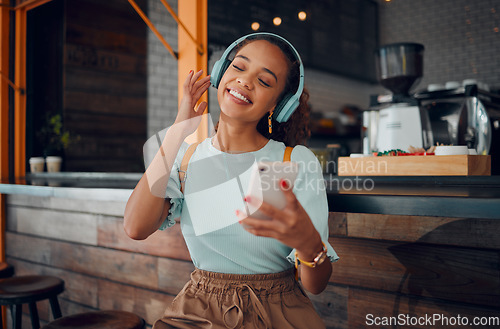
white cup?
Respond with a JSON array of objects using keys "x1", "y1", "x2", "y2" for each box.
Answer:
[
  {"x1": 29, "y1": 157, "x2": 45, "y2": 173},
  {"x1": 434, "y1": 146, "x2": 468, "y2": 156},
  {"x1": 45, "y1": 156, "x2": 62, "y2": 172}
]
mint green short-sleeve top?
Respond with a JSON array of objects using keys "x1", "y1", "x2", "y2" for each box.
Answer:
[{"x1": 161, "y1": 137, "x2": 339, "y2": 274}]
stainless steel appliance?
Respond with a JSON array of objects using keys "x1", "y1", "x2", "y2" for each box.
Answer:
[
  {"x1": 415, "y1": 83, "x2": 500, "y2": 174},
  {"x1": 414, "y1": 84, "x2": 498, "y2": 155},
  {"x1": 363, "y1": 43, "x2": 433, "y2": 154}
]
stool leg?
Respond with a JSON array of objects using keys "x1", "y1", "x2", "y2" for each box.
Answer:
[
  {"x1": 10, "y1": 305, "x2": 22, "y2": 329},
  {"x1": 28, "y1": 303, "x2": 39, "y2": 329},
  {"x1": 0, "y1": 305, "x2": 3, "y2": 329},
  {"x1": 48, "y1": 297, "x2": 62, "y2": 319}
]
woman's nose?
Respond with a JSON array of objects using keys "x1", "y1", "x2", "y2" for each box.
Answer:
[{"x1": 236, "y1": 76, "x2": 252, "y2": 89}]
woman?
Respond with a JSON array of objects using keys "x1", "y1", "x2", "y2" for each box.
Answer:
[{"x1": 124, "y1": 33, "x2": 338, "y2": 329}]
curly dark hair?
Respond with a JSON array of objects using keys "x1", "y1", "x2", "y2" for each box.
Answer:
[{"x1": 218, "y1": 34, "x2": 311, "y2": 147}]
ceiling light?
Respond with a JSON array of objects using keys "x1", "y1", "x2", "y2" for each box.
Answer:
[
  {"x1": 251, "y1": 22, "x2": 260, "y2": 31},
  {"x1": 298, "y1": 11, "x2": 307, "y2": 21},
  {"x1": 273, "y1": 17, "x2": 282, "y2": 26}
]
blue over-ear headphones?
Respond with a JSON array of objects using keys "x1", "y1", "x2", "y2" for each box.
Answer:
[{"x1": 210, "y1": 32, "x2": 305, "y2": 123}]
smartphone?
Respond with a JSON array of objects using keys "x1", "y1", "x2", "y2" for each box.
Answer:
[{"x1": 245, "y1": 161, "x2": 299, "y2": 219}]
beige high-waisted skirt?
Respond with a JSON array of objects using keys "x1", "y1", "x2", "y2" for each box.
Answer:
[{"x1": 153, "y1": 268, "x2": 326, "y2": 329}]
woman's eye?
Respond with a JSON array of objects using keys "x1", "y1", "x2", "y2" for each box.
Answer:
[
  {"x1": 259, "y1": 79, "x2": 271, "y2": 87},
  {"x1": 232, "y1": 64, "x2": 243, "y2": 71}
]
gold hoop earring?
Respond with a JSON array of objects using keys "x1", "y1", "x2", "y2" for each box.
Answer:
[{"x1": 268, "y1": 111, "x2": 273, "y2": 134}]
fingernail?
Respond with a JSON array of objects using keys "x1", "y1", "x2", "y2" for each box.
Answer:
[
  {"x1": 235, "y1": 210, "x2": 240, "y2": 215},
  {"x1": 280, "y1": 179, "x2": 289, "y2": 189},
  {"x1": 189, "y1": 70, "x2": 193, "y2": 74},
  {"x1": 244, "y1": 196, "x2": 251, "y2": 203}
]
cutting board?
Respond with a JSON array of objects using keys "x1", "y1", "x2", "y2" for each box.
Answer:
[{"x1": 338, "y1": 155, "x2": 491, "y2": 176}]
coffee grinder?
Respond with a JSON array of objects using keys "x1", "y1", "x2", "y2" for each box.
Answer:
[{"x1": 363, "y1": 43, "x2": 433, "y2": 154}]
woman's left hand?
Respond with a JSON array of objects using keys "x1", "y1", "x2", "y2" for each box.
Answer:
[{"x1": 236, "y1": 180, "x2": 322, "y2": 255}]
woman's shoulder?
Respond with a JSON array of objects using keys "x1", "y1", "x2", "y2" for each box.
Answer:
[
  {"x1": 289, "y1": 144, "x2": 318, "y2": 162},
  {"x1": 265, "y1": 140, "x2": 319, "y2": 166}
]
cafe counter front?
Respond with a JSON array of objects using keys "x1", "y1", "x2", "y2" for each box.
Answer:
[{"x1": 1, "y1": 173, "x2": 499, "y2": 328}]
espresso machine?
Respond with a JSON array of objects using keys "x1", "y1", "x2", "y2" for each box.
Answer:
[
  {"x1": 363, "y1": 43, "x2": 433, "y2": 154},
  {"x1": 414, "y1": 83, "x2": 494, "y2": 155},
  {"x1": 415, "y1": 82, "x2": 500, "y2": 173}
]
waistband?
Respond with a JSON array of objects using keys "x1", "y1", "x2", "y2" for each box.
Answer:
[
  {"x1": 189, "y1": 267, "x2": 297, "y2": 296},
  {"x1": 188, "y1": 268, "x2": 299, "y2": 329}
]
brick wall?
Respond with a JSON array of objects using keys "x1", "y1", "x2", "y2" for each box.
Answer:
[
  {"x1": 147, "y1": 0, "x2": 178, "y2": 138},
  {"x1": 378, "y1": 0, "x2": 500, "y2": 90}
]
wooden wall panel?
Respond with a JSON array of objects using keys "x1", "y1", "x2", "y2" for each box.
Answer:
[
  {"x1": 308, "y1": 284, "x2": 349, "y2": 329},
  {"x1": 97, "y1": 279, "x2": 173, "y2": 325},
  {"x1": 65, "y1": 0, "x2": 147, "y2": 39},
  {"x1": 6, "y1": 196, "x2": 499, "y2": 328},
  {"x1": 158, "y1": 257, "x2": 195, "y2": 296},
  {"x1": 345, "y1": 213, "x2": 500, "y2": 249},
  {"x1": 6, "y1": 194, "x2": 127, "y2": 217},
  {"x1": 329, "y1": 237, "x2": 500, "y2": 308},
  {"x1": 98, "y1": 216, "x2": 190, "y2": 260},
  {"x1": 64, "y1": 90, "x2": 146, "y2": 117},
  {"x1": 62, "y1": 0, "x2": 147, "y2": 172},
  {"x1": 64, "y1": 67, "x2": 146, "y2": 97},
  {"x1": 64, "y1": 111, "x2": 146, "y2": 137},
  {"x1": 329, "y1": 212, "x2": 347, "y2": 236},
  {"x1": 65, "y1": 44, "x2": 146, "y2": 75},
  {"x1": 66, "y1": 23, "x2": 146, "y2": 56},
  {"x1": 7, "y1": 233, "x2": 160, "y2": 290},
  {"x1": 9, "y1": 206, "x2": 98, "y2": 245},
  {"x1": 348, "y1": 288, "x2": 500, "y2": 329}
]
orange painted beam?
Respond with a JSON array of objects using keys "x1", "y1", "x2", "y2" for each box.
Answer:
[
  {"x1": 14, "y1": 0, "x2": 51, "y2": 11},
  {"x1": 0, "y1": 2, "x2": 9, "y2": 181},
  {"x1": 14, "y1": 7, "x2": 26, "y2": 177},
  {"x1": 0, "y1": 6, "x2": 9, "y2": 326},
  {"x1": 128, "y1": 0, "x2": 178, "y2": 60},
  {"x1": 178, "y1": 0, "x2": 208, "y2": 143},
  {"x1": 160, "y1": 0, "x2": 204, "y2": 55},
  {"x1": 0, "y1": 0, "x2": 10, "y2": 270}
]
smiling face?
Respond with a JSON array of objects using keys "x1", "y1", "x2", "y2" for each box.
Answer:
[{"x1": 217, "y1": 39, "x2": 290, "y2": 126}]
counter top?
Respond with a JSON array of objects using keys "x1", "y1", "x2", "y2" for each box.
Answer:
[
  {"x1": 0, "y1": 172, "x2": 139, "y2": 201},
  {"x1": 1, "y1": 173, "x2": 499, "y2": 218},
  {"x1": 329, "y1": 176, "x2": 500, "y2": 219}
]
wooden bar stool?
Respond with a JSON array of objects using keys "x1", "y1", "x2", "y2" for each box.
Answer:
[
  {"x1": 41, "y1": 310, "x2": 145, "y2": 329},
  {"x1": 0, "y1": 263, "x2": 15, "y2": 329},
  {"x1": 0, "y1": 264, "x2": 14, "y2": 279},
  {"x1": 0, "y1": 275, "x2": 64, "y2": 329}
]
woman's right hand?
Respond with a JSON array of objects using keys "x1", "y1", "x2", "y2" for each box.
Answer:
[{"x1": 174, "y1": 69, "x2": 211, "y2": 136}]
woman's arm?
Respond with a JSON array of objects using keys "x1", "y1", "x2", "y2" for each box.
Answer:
[
  {"x1": 123, "y1": 126, "x2": 185, "y2": 240},
  {"x1": 124, "y1": 70, "x2": 210, "y2": 240}
]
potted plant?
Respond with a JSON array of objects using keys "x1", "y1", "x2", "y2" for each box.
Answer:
[{"x1": 36, "y1": 113, "x2": 79, "y2": 172}]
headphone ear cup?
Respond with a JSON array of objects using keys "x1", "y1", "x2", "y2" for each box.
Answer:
[
  {"x1": 274, "y1": 94, "x2": 300, "y2": 123},
  {"x1": 210, "y1": 58, "x2": 232, "y2": 88}
]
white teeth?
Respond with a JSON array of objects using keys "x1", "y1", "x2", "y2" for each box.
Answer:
[{"x1": 229, "y1": 89, "x2": 250, "y2": 103}]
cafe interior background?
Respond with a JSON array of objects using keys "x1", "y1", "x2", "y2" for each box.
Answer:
[
  {"x1": 1, "y1": 1, "x2": 499, "y2": 328},
  {"x1": 20, "y1": 0, "x2": 500, "y2": 173}
]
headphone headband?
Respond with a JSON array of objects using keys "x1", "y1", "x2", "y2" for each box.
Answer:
[{"x1": 210, "y1": 32, "x2": 305, "y2": 123}]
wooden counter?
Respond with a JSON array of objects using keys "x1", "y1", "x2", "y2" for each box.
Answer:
[{"x1": 1, "y1": 174, "x2": 499, "y2": 328}]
